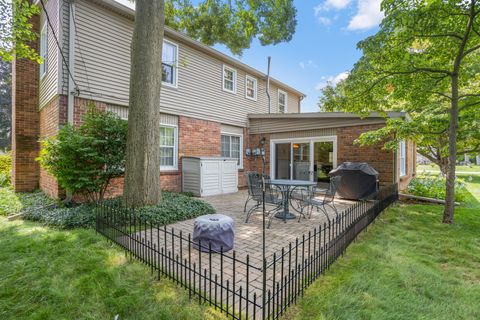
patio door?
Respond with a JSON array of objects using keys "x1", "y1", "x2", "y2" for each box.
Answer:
[{"x1": 271, "y1": 137, "x2": 337, "y2": 183}]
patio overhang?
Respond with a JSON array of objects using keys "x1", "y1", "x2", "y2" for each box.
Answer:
[{"x1": 248, "y1": 111, "x2": 407, "y2": 134}]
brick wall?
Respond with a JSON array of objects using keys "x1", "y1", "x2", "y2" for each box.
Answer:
[
  {"x1": 39, "y1": 96, "x2": 67, "y2": 198},
  {"x1": 11, "y1": 13, "x2": 40, "y2": 192},
  {"x1": 337, "y1": 124, "x2": 395, "y2": 186}
]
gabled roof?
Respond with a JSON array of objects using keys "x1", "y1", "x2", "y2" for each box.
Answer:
[{"x1": 92, "y1": 0, "x2": 306, "y2": 98}]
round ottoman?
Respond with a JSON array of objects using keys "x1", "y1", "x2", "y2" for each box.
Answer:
[{"x1": 193, "y1": 214, "x2": 235, "y2": 253}]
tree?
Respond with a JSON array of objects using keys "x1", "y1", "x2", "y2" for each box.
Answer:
[
  {"x1": 0, "y1": 0, "x2": 41, "y2": 62},
  {"x1": 38, "y1": 106, "x2": 128, "y2": 202},
  {"x1": 0, "y1": 59, "x2": 11, "y2": 151},
  {"x1": 124, "y1": 0, "x2": 297, "y2": 206},
  {"x1": 320, "y1": 0, "x2": 480, "y2": 224}
]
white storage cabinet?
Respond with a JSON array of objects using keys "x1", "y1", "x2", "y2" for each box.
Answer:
[{"x1": 182, "y1": 157, "x2": 238, "y2": 197}]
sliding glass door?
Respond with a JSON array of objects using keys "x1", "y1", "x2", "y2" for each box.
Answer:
[{"x1": 272, "y1": 137, "x2": 336, "y2": 183}]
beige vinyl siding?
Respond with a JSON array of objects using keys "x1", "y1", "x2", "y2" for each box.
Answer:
[
  {"x1": 106, "y1": 105, "x2": 178, "y2": 126},
  {"x1": 58, "y1": 0, "x2": 70, "y2": 96},
  {"x1": 271, "y1": 128, "x2": 336, "y2": 139},
  {"x1": 249, "y1": 118, "x2": 386, "y2": 134},
  {"x1": 221, "y1": 124, "x2": 244, "y2": 135},
  {"x1": 69, "y1": 0, "x2": 301, "y2": 127},
  {"x1": 39, "y1": 0, "x2": 60, "y2": 108}
]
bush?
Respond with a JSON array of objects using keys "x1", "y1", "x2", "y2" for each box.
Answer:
[
  {"x1": 0, "y1": 153, "x2": 11, "y2": 187},
  {"x1": 407, "y1": 174, "x2": 469, "y2": 202},
  {"x1": 37, "y1": 105, "x2": 127, "y2": 202}
]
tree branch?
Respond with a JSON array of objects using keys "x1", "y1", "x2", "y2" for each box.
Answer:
[
  {"x1": 459, "y1": 93, "x2": 480, "y2": 99},
  {"x1": 460, "y1": 100, "x2": 480, "y2": 110},
  {"x1": 412, "y1": 66, "x2": 452, "y2": 75},
  {"x1": 463, "y1": 43, "x2": 480, "y2": 57}
]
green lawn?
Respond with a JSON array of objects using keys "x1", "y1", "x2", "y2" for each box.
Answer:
[
  {"x1": 286, "y1": 168, "x2": 480, "y2": 319},
  {"x1": 0, "y1": 218, "x2": 223, "y2": 320},
  {"x1": 418, "y1": 164, "x2": 480, "y2": 173}
]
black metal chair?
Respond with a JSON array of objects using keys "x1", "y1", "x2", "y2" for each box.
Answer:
[
  {"x1": 244, "y1": 172, "x2": 283, "y2": 228},
  {"x1": 296, "y1": 176, "x2": 342, "y2": 223}
]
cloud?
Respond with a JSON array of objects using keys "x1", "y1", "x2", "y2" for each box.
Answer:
[
  {"x1": 299, "y1": 60, "x2": 318, "y2": 70},
  {"x1": 315, "y1": 71, "x2": 350, "y2": 91},
  {"x1": 314, "y1": 0, "x2": 351, "y2": 25},
  {"x1": 315, "y1": 0, "x2": 352, "y2": 12},
  {"x1": 347, "y1": 0, "x2": 383, "y2": 30}
]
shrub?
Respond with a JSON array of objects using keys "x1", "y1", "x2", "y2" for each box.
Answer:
[
  {"x1": 0, "y1": 153, "x2": 11, "y2": 187},
  {"x1": 38, "y1": 105, "x2": 127, "y2": 202},
  {"x1": 407, "y1": 174, "x2": 469, "y2": 202}
]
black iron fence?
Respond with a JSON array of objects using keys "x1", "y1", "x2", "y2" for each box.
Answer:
[{"x1": 96, "y1": 183, "x2": 398, "y2": 319}]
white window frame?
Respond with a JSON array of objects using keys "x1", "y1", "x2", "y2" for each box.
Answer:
[
  {"x1": 222, "y1": 65, "x2": 237, "y2": 94},
  {"x1": 39, "y1": 22, "x2": 48, "y2": 79},
  {"x1": 269, "y1": 136, "x2": 337, "y2": 181},
  {"x1": 162, "y1": 40, "x2": 179, "y2": 88},
  {"x1": 399, "y1": 140, "x2": 407, "y2": 177},
  {"x1": 245, "y1": 75, "x2": 257, "y2": 101},
  {"x1": 221, "y1": 132, "x2": 243, "y2": 169},
  {"x1": 278, "y1": 89, "x2": 288, "y2": 113},
  {"x1": 160, "y1": 124, "x2": 178, "y2": 171}
]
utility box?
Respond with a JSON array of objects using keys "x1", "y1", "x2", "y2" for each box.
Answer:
[{"x1": 182, "y1": 157, "x2": 238, "y2": 197}]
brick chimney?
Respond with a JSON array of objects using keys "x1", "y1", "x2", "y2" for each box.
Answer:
[{"x1": 11, "y1": 13, "x2": 40, "y2": 192}]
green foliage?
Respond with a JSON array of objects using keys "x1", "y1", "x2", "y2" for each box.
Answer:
[
  {"x1": 165, "y1": 0, "x2": 297, "y2": 55},
  {"x1": 38, "y1": 105, "x2": 128, "y2": 202},
  {"x1": 319, "y1": 0, "x2": 480, "y2": 167},
  {"x1": 0, "y1": 60, "x2": 11, "y2": 150},
  {"x1": 0, "y1": 0, "x2": 41, "y2": 62},
  {"x1": 0, "y1": 152, "x2": 11, "y2": 186},
  {"x1": 407, "y1": 174, "x2": 469, "y2": 202},
  {"x1": 20, "y1": 190, "x2": 214, "y2": 229},
  {"x1": 0, "y1": 187, "x2": 21, "y2": 215},
  {"x1": 135, "y1": 191, "x2": 215, "y2": 225}
]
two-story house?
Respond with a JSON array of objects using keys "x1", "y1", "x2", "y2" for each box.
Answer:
[{"x1": 12, "y1": 0, "x2": 416, "y2": 199}]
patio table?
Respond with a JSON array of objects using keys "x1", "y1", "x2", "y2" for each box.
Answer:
[{"x1": 269, "y1": 179, "x2": 317, "y2": 222}]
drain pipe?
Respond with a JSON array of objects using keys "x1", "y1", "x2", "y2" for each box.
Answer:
[
  {"x1": 67, "y1": 0, "x2": 76, "y2": 125},
  {"x1": 266, "y1": 56, "x2": 271, "y2": 114}
]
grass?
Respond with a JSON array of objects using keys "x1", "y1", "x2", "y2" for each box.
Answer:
[
  {"x1": 418, "y1": 164, "x2": 480, "y2": 173},
  {"x1": 0, "y1": 218, "x2": 224, "y2": 320},
  {"x1": 285, "y1": 167, "x2": 480, "y2": 319}
]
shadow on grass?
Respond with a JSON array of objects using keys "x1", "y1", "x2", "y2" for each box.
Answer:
[
  {"x1": 0, "y1": 219, "x2": 224, "y2": 320},
  {"x1": 284, "y1": 203, "x2": 480, "y2": 320}
]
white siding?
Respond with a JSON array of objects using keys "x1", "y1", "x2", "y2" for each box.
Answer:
[
  {"x1": 66, "y1": 0, "x2": 301, "y2": 128},
  {"x1": 39, "y1": 0, "x2": 60, "y2": 108}
]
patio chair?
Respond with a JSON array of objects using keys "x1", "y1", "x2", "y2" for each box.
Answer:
[
  {"x1": 297, "y1": 176, "x2": 342, "y2": 223},
  {"x1": 244, "y1": 172, "x2": 283, "y2": 227}
]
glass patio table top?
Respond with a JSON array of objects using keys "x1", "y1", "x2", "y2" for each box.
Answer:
[{"x1": 269, "y1": 179, "x2": 317, "y2": 221}]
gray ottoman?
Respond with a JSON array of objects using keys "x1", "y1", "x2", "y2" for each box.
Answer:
[{"x1": 193, "y1": 214, "x2": 235, "y2": 253}]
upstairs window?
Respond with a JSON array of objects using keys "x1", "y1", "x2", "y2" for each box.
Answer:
[
  {"x1": 162, "y1": 40, "x2": 178, "y2": 87},
  {"x1": 223, "y1": 65, "x2": 237, "y2": 94},
  {"x1": 245, "y1": 75, "x2": 257, "y2": 100},
  {"x1": 278, "y1": 90, "x2": 288, "y2": 113},
  {"x1": 160, "y1": 125, "x2": 178, "y2": 170},
  {"x1": 221, "y1": 133, "x2": 242, "y2": 168},
  {"x1": 399, "y1": 140, "x2": 406, "y2": 177},
  {"x1": 40, "y1": 22, "x2": 48, "y2": 78}
]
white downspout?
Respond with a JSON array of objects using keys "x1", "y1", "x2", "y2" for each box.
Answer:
[
  {"x1": 67, "y1": 0, "x2": 75, "y2": 124},
  {"x1": 266, "y1": 56, "x2": 271, "y2": 114}
]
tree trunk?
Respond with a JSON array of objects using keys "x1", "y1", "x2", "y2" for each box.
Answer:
[
  {"x1": 443, "y1": 74, "x2": 459, "y2": 224},
  {"x1": 123, "y1": 0, "x2": 165, "y2": 206}
]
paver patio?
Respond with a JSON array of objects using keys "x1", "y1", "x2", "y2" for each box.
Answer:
[{"x1": 128, "y1": 190, "x2": 357, "y2": 316}]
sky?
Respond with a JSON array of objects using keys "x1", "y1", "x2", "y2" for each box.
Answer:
[{"x1": 116, "y1": 0, "x2": 384, "y2": 112}]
